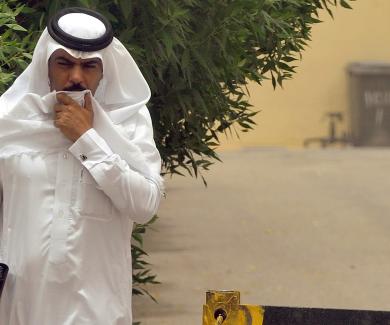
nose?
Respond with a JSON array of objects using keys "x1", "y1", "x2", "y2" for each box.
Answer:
[{"x1": 68, "y1": 65, "x2": 84, "y2": 85}]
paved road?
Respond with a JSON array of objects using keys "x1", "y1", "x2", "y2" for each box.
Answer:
[{"x1": 133, "y1": 148, "x2": 390, "y2": 325}]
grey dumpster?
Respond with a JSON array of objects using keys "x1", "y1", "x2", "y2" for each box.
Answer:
[{"x1": 348, "y1": 62, "x2": 390, "y2": 146}]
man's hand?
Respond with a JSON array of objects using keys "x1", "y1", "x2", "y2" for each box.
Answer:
[{"x1": 54, "y1": 92, "x2": 93, "y2": 142}]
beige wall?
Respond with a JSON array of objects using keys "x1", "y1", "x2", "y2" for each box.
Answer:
[{"x1": 220, "y1": 0, "x2": 390, "y2": 150}]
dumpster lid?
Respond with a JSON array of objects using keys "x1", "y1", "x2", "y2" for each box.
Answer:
[{"x1": 347, "y1": 61, "x2": 390, "y2": 75}]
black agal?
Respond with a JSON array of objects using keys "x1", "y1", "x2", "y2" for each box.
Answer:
[{"x1": 47, "y1": 7, "x2": 113, "y2": 52}]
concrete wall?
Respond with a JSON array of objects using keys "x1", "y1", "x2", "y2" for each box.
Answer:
[{"x1": 220, "y1": 0, "x2": 390, "y2": 150}]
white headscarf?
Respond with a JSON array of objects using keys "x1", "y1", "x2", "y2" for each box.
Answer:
[{"x1": 0, "y1": 21, "x2": 163, "y2": 188}]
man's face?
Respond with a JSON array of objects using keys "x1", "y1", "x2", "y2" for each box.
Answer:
[{"x1": 48, "y1": 49, "x2": 103, "y2": 95}]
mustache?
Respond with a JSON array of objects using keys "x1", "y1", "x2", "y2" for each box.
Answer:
[{"x1": 63, "y1": 84, "x2": 86, "y2": 92}]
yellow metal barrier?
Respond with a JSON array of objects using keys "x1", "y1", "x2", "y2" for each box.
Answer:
[
  {"x1": 202, "y1": 291, "x2": 264, "y2": 325},
  {"x1": 202, "y1": 290, "x2": 390, "y2": 325}
]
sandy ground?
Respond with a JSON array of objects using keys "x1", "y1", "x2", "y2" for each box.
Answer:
[{"x1": 132, "y1": 147, "x2": 390, "y2": 325}]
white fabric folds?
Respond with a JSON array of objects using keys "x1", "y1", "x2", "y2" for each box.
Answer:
[
  {"x1": 0, "y1": 14, "x2": 163, "y2": 325},
  {"x1": 0, "y1": 28, "x2": 163, "y2": 190}
]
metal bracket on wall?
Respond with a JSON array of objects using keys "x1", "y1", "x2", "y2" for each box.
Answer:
[{"x1": 304, "y1": 112, "x2": 350, "y2": 148}]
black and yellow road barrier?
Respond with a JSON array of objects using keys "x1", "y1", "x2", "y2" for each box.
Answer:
[{"x1": 203, "y1": 290, "x2": 390, "y2": 325}]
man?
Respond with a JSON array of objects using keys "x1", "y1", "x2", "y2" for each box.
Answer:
[{"x1": 0, "y1": 7, "x2": 163, "y2": 325}]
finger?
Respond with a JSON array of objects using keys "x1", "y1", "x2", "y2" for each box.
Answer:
[
  {"x1": 53, "y1": 119, "x2": 61, "y2": 128},
  {"x1": 84, "y1": 92, "x2": 93, "y2": 112},
  {"x1": 54, "y1": 103, "x2": 66, "y2": 113},
  {"x1": 54, "y1": 116, "x2": 68, "y2": 128},
  {"x1": 56, "y1": 93, "x2": 78, "y2": 106}
]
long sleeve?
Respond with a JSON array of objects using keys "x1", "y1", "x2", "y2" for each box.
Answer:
[{"x1": 68, "y1": 109, "x2": 162, "y2": 224}]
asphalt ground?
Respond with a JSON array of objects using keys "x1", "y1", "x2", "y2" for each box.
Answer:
[{"x1": 133, "y1": 148, "x2": 390, "y2": 325}]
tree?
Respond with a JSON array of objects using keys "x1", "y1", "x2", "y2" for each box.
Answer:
[{"x1": 0, "y1": 0, "x2": 354, "y2": 306}]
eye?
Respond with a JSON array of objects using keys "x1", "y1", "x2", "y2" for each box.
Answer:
[
  {"x1": 57, "y1": 61, "x2": 72, "y2": 66},
  {"x1": 83, "y1": 61, "x2": 99, "y2": 69}
]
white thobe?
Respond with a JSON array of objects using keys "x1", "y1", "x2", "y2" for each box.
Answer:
[{"x1": 0, "y1": 127, "x2": 161, "y2": 325}]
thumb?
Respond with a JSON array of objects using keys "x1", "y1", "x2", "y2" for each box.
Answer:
[{"x1": 84, "y1": 92, "x2": 93, "y2": 111}]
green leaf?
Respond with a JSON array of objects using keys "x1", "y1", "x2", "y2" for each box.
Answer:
[
  {"x1": 5, "y1": 23, "x2": 26, "y2": 32},
  {"x1": 340, "y1": 0, "x2": 353, "y2": 9},
  {"x1": 118, "y1": 0, "x2": 132, "y2": 19}
]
